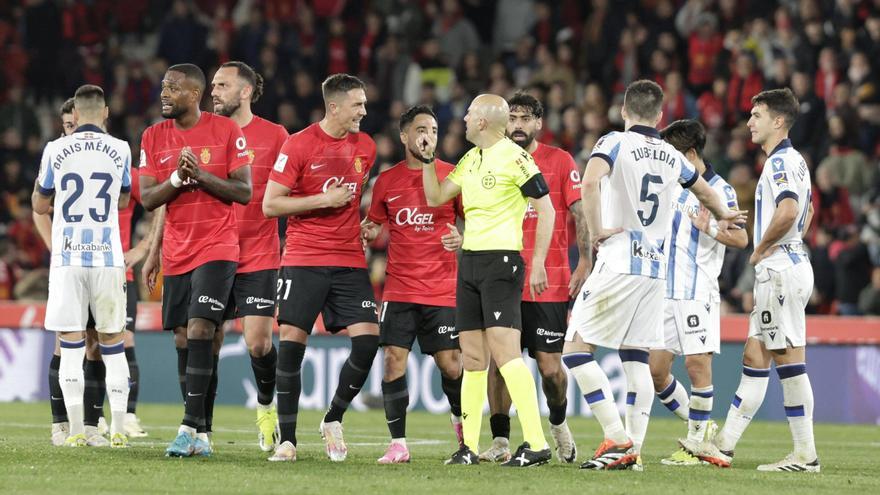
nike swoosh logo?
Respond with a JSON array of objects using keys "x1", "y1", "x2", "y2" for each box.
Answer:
[
  {"x1": 51, "y1": 396, "x2": 63, "y2": 400},
  {"x1": 210, "y1": 304, "x2": 223, "y2": 311},
  {"x1": 187, "y1": 392, "x2": 202, "y2": 397},
  {"x1": 93, "y1": 405, "x2": 104, "y2": 409},
  {"x1": 256, "y1": 303, "x2": 272, "y2": 309},
  {"x1": 310, "y1": 163, "x2": 325, "y2": 170},
  {"x1": 388, "y1": 195, "x2": 402, "y2": 202},
  {"x1": 349, "y1": 385, "x2": 361, "y2": 390},
  {"x1": 449, "y1": 334, "x2": 459, "y2": 340},
  {"x1": 546, "y1": 338, "x2": 561, "y2": 344},
  {"x1": 259, "y1": 379, "x2": 273, "y2": 384},
  {"x1": 160, "y1": 156, "x2": 173, "y2": 163},
  {"x1": 277, "y1": 391, "x2": 290, "y2": 395},
  {"x1": 386, "y1": 418, "x2": 401, "y2": 424}
]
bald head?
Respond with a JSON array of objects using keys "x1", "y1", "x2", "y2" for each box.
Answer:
[{"x1": 465, "y1": 94, "x2": 509, "y2": 146}]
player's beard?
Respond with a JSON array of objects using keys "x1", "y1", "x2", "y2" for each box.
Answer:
[
  {"x1": 161, "y1": 103, "x2": 186, "y2": 119},
  {"x1": 509, "y1": 130, "x2": 535, "y2": 150},
  {"x1": 214, "y1": 99, "x2": 240, "y2": 118},
  {"x1": 407, "y1": 144, "x2": 431, "y2": 163}
]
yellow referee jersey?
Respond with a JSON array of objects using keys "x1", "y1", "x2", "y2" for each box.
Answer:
[{"x1": 447, "y1": 137, "x2": 540, "y2": 251}]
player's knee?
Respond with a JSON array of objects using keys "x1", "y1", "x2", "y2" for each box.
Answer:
[
  {"x1": 383, "y1": 348, "x2": 407, "y2": 379},
  {"x1": 247, "y1": 334, "x2": 272, "y2": 357},
  {"x1": 684, "y1": 354, "x2": 712, "y2": 383},
  {"x1": 350, "y1": 334, "x2": 379, "y2": 370},
  {"x1": 436, "y1": 355, "x2": 462, "y2": 381},
  {"x1": 536, "y1": 356, "x2": 563, "y2": 383},
  {"x1": 187, "y1": 319, "x2": 215, "y2": 340}
]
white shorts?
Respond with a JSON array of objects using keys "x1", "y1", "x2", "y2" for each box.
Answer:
[
  {"x1": 662, "y1": 298, "x2": 721, "y2": 355},
  {"x1": 748, "y1": 263, "x2": 813, "y2": 350},
  {"x1": 566, "y1": 262, "x2": 664, "y2": 350},
  {"x1": 45, "y1": 266, "x2": 126, "y2": 333}
]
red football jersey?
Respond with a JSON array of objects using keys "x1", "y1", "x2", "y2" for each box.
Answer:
[
  {"x1": 521, "y1": 142, "x2": 582, "y2": 302},
  {"x1": 367, "y1": 160, "x2": 461, "y2": 307},
  {"x1": 235, "y1": 116, "x2": 288, "y2": 273},
  {"x1": 268, "y1": 123, "x2": 376, "y2": 268},
  {"x1": 119, "y1": 166, "x2": 141, "y2": 282},
  {"x1": 139, "y1": 112, "x2": 249, "y2": 276}
]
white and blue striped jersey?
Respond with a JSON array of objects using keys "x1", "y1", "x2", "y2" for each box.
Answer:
[
  {"x1": 665, "y1": 164, "x2": 739, "y2": 301},
  {"x1": 591, "y1": 126, "x2": 698, "y2": 279},
  {"x1": 36, "y1": 124, "x2": 131, "y2": 269},
  {"x1": 754, "y1": 139, "x2": 812, "y2": 271}
]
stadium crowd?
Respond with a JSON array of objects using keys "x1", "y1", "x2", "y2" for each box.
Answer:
[{"x1": 1, "y1": 0, "x2": 879, "y2": 316}]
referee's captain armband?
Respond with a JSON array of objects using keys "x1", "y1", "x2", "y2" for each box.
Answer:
[{"x1": 520, "y1": 173, "x2": 549, "y2": 199}]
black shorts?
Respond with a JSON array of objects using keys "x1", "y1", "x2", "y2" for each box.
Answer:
[
  {"x1": 162, "y1": 261, "x2": 237, "y2": 330},
  {"x1": 379, "y1": 301, "x2": 458, "y2": 355},
  {"x1": 521, "y1": 301, "x2": 568, "y2": 357},
  {"x1": 223, "y1": 269, "x2": 278, "y2": 320},
  {"x1": 125, "y1": 280, "x2": 138, "y2": 331},
  {"x1": 456, "y1": 251, "x2": 525, "y2": 332},
  {"x1": 276, "y1": 266, "x2": 377, "y2": 333}
]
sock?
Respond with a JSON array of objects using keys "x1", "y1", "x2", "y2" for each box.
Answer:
[
  {"x1": 688, "y1": 385, "x2": 714, "y2": 443},
  {"x1": 656, "y1": 376, "x2": 689, "y2": 421},
  {"x1": 489, "y1": 413, "x2": 511, "y2": 440},
  {"x1": 548, "y1": 399, "x2": 568, "y2": 426},
  {"x1": 324, "y1": 335, "x2": 378, "y2": 423},
  {"x1": 125, "y1": 347, "x2": 139, "y2": 414},
  {"x1": 382, "y1": 375, "x2": 409, "y2": 440},
  {"x1": 48, "y1": 355, "x2": 68, "y2": 423},
  {"x1": 100, "y1": 341, "x2": 130, "y2": 437},
  {"x1": 181, "y1": 339, "x2": 213, "y2": 431},
  {"x1": 441, "y1": 373, "x2": 462, "y2": 417},
  {"x1": 276, "y1": 341, "x2": 306, "y2": 445},
  {"x1": 563, "y1": 353, "x2": 628, "y2": 444},
  {"x1": 176, "y1": 346, "x2": 188, "y2": 400},
  {"x1": 59, "y1": 338, "x2": 86, "y2": 436},
  {"x1": 716, "y1": 365, "x2": 769, "y2": 452},
  {"x1": 619, "y1": 349, "x2": 653, "y2": 451},
  {"x1": 83, "y1": 359, "x2": 104, "y2": 428},
  {"x1": 499, "y1": 358, "x2": 546, "y2": 449},
  {"x1": 250, "y1": 345, "x2": 277, "y2": 406},
  {"x1": 778, "y1": 363, "x2": 817, "y2": 461},
  {"x1": 461, "y1": 369, "x2": 488, "y2": 452},
  {"x1": 204, "y1": 355, "x2": 219, "y2": 433}
]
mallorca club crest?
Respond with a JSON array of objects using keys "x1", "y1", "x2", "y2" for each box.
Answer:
[
  {"x1": 200, "y1": 147, "x2": 211, "y2": 164},
  {"x1": 246, "y1": 149, "x2": 255, "y2": 164},
  {"x1": 354, "y1": 156, "x2": 363, "y2": 173}
]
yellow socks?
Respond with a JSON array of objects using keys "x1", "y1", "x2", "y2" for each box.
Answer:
[
  {"x1": 460, "y1": 369, "x2": 488, "y2": 451},
  {"x1": 499, "y1": 358, "x2": 546, "y2": 449}
]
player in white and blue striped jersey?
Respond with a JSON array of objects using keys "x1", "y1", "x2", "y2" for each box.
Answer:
[
  {"x1": 693, "y1": 89, "x2": 819, "y2": 473},
  {"x1": 562, "y1": 80, "x2": 746, "y2": 470},
  {"x1": 32, "y1": 85, "x2": 132, "y2": 449},
  {"x1": 647, "y1": 120, "x2": 748, "y2": 466}
]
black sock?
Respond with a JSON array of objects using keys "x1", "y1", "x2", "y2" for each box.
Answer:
[
  {"x1": 176, "y1": 346, "x2": 188, "y2": 401},
  {"x1": 548, "y1": 398, "x2": 567, "y2": 426},
  {"x1": 125, "y1": 347, "x2": 139, "y2": 414},
  {"x1": 324, "y1": 335, "x2": 378, "y2": 423},
  {"x1": 250, "y1": 345, "x2": 277, "y2": 406},
  {"x1": 382, "y1": 375, "x2": 408, "y2": 439},
  {"x1": 441, "y1": 373, "x2": 462, "y2": 417},
  {"x1": 490, "y1": 413, "x2": 511, "y2": 440},
  {"x1": 95, "y1": 360, "x2": 106, "y2": 420},
  {"x1": 277, "y1": 341, "x2": 306, "y2": 445},
  {"x1": 83, "y1": 359, "x2": 104, "y2": 427},
  {"x1": 182, "y1": 339, "x2": 213, "y2": 431},
  {"x1": 48, "y1": 355, "x2": 67, "y2": 423},
  {"x1": 204, "y1": 354, "x2": 219, "y2": 433}
]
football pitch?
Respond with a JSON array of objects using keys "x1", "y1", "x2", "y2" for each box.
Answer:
[{"x1": 1, "y1": 402, "x2": 877, "y2": 494}]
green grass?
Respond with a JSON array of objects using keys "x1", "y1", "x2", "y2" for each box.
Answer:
[{"x1": 0, "y1": 402, "x2": 877, "y2": 494}]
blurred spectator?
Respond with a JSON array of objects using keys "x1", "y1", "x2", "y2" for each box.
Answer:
[
  {"x1": 816, "y1": 115, "x2": 875, "y2": 211},
  {"x1": 831, "y1": 225, "x2": 873, "y2": 316},
  {"x1": 727, "y1": 53, "x2": 764, "y2": 126},
  {"x1": 0, "y1": 85, "x2": 41, "y2": 153},
  {"x1": 858, "y1": 267, "x2": 880, "y2": 316},
  {"x1": 432, "y1": 0, "x2": 480, "y2": 69},
  {"x1": 789, "y1": 71, "x2": 827, "y2": 164},
  {"x1": 687, "y1": 12, "x2": 723, "y2": 94}
]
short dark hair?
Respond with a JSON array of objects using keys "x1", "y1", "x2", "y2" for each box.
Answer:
[
  {"x1": 660, "y1": 119, "x2": 706, "y2": 157},
  {"x1": 73, "y1": 84, "x2": 105, "y2": 111},
  {"x1": 220, "y1": 61, "x2": 264, "y2": 103},
  {"x1": 399, "y1": 105, "x2": 437, "y2": 132},
  {"x1": 508, "y1": 91, "x2": 544, "y2": 119},
  {"x1": 167, "y1": 63, "x2": 206, "y2": 92},
  {"x1": 751, "y1": 88, "x2": 799, "y2": 129},
  {"x1": 623, "y1": 79, "x2": 664, "y2": 121},
  {"x1": 61, "y1": 97, "x2": 75, "y2": 115},
  {"x1": 322, "y1": 73, "x2": 365, "y2": 101}
]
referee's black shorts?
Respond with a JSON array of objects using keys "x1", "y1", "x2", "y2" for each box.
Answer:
[{"x1": 456, "y1": 250, "x2": 525, "y2": 332}]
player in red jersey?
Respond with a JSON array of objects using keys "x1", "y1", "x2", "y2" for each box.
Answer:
[
  {"x1": 35, "y1": 98, "x2": 150, "y2": 444},
  {"x1": 210, "y1": 61, "x2": 288, "y2": 452},
  {"x1": 139, "y1": 63, "x2": 252, "y2": 458},
  {"x1": 481, "y1": 92, "x2": 591, "y2": 464},
  {"x1": 360, "y1": 105, "x2": 464, "y2": 464},
  {"x1": 262, "y1": 74, "x2": 378, "y2": 463}
]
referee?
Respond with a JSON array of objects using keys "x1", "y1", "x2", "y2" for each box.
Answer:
[{"x1": 423, "y1": 94, "x2": 555, "y2": 467}]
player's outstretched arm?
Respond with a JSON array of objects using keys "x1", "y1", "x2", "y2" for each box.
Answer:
[
  {"x1": 581, "y1": 157, "x2": 620, "y2": 249},
  {"x1": 691, "y1": 208, "x2": 748, "y2": 249},
  {"x1": 689, "y1": 176, "x2": 747, "y2": 224},
  {"x1": 422, "y1": 161, "x2": 461, "y2": 207},
  {"x1": 750, "y1": 197, "x2": 799, "y2": 265},
  {"x1": 262, "y1": 179, "x2": 353, "y2": 218}
]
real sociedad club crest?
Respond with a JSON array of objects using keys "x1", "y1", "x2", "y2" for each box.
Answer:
[
  {"x1": 354, "y1": 156, "x2": 363, "y2": 173},
  {"x1": 200, "y1": 147, "x2": 211, "y2": 164}
]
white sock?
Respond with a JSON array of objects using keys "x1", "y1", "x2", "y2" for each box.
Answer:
[
  {"x1": 656, "y1": 376, "x2": 689, "y2": 421},
  {"x1": 687, "y1": 385, "x2": 714, "y2": 443},
  {"x1": 391, "y1": 438, "x2": 407, "y2": 447},
  {"x1": 778, "y1": 363, "x2": 817, "y2": 461},
  {"x1": 620, "y1": 350, "x2": 653, "y2": 452},
  {"x1": 100, "y1": 341, "x2": 130, "y2": 437},
  {"x1": 563, "y1": 353, "x2": 628, "y2": 444},
  {"x1": 59, "y1": 338, "x2": 86, "y2": 436},
  {"x1": 178, "y1": 424, "x2": 196, "y2": 437},
  {"x1": 716, "y1": 366, "x2": 769, "y2": 452}
]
